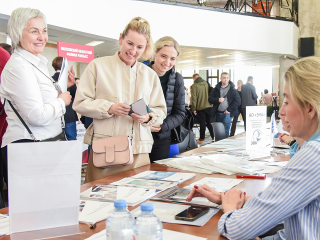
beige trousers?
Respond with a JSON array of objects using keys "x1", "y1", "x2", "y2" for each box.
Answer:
[{"x1": 85, "y1": 150, "x2": 150, "y2": 183}]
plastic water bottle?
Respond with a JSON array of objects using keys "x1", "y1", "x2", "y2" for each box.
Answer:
[
  {"x1": 134, "y1": 202, "x2": 163, "y2": 240},
  {"x1": 105, "y1": 199, "x2": 134, "y2": 240}
]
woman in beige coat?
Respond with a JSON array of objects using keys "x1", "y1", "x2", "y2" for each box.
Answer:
[{"x1": 73, "y1": 17, "x2": 166, "y2": 182}]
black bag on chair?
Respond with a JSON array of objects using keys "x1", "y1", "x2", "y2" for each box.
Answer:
[
  {"x1": 171, "y1": 125, "x2": 189, "y2": 144},
  {"x1": 178, "y1": 129, "x2": 197, "y2": 154}
]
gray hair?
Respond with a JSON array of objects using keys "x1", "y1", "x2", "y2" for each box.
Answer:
[{"x1": 7, "y1": 8, "x2": 47, "y2": 50}]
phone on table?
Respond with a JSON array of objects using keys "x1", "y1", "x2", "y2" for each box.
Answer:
[
  {"x1": 236, "y1": 174, "x2": 266, "y2": 179},
  {"x1": 174, "y1": 206, "x2": 210, "y2": 221}
]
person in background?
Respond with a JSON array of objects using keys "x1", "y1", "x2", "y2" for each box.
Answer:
[
  {"x1": 0, "y1": 43, "x2": 12, "y2": 56},
  {"x1": 230, "y1": 79, "x2": 243, "y2": 136},
  {"x1": 0, "y1": 8, "x2": 74, "y2": 204},
  {"x1": 148, "y1": 36, "x2": 185, "y2": 162},
  {"x1": 187, "y1": 56, "x2": 320, "y2": 240},
  {"x1": 241, "y1": 76, "x2": 258, "y2": 130},
  {"x1": 184, "y1": 86, "x2": 191, "y2": 108},
  {"x1": 52, "y1": 56, "x2": 78, "y2": 140},
  {"x1": 209, "y1": 72, "x2": 240, "y2": 137},
  {"x1": 75, "y1": 77, "x2": 80, "y2": 87},
  {"x1": 191, "y1": 73, "x2": 214, "y2": 143},
  {"x1": 73, "y1": 17, "x2": 166, "y2": 182},
  {"x1": 0, "y1": 46, "x2": 10, "y2": 208},
  {"x1": 262, "y1": 89, "x2": 273, "y2": 105}
]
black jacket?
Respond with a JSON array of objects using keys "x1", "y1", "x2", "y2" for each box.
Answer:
[
  {"x1": 148, "y1": 63, "x2": 185, "y2": 140},
  {"x1": 52, "y1": 72, "x2": 78, "y2": 123},
  {"x1": 209, "y1": 81, "x2": 241, "y2": 117}
]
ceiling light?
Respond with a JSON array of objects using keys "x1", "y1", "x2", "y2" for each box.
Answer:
[
  {"x1": 178, "y1": 60, "x2": 195, "y2": 63},
  {"x1": 207, "y1": 54, "x2": 230, "y2": 59},
  {"x1": 85, "y1": 41, "x2": 105, "y2": 46}
]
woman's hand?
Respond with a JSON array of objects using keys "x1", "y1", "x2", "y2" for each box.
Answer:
[
  {"x1": 58, "y1": 91, "x2": 72, "y2": 106},
  {"x1": 108, "y1": 103, "x2": 131, "y2": 116},
  {"x1": 131, "y1": 113, "x2": 150, "y2": 123},
  {"x1": 67, "y1": 66, "x2": 75, "y2": 88},
  {"x1": 186, "y1": 184, "x2": 222, "y2": 204},
  {"x1": 279, "y1": 133, "x2": 294, "y2": 144},
  {"x1": 151, "y1": 125, "x2": 161, "y2": 132},
  {"x1": 221, "y1": 189, "x2": 246, "y2": 213}
]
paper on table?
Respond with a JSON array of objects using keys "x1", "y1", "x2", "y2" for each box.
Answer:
[
  {"x1": 79, "y1": 200, "x2": 114, "y2": 224},
  {"x1": 0, "y1": 214, "x2": 9, "y2": 236},
  {"x1": 56, "y1": 57, "x2": 69, "y2": 93},
  {"x1": 8, "y1": 141, "x2": 82, "y2": 234},
  {"x1": 131, "y1": 171, "x2": 196, "y2": 183},
  {"x1": 131, "y1": 201, "x2": 219, "y2": 226},
  {"x1": 152, "y1": 187, "x2": 218, "y2": 208},
  {"x1": 85, "y1": 229, "x2": 207, "y2": 240},
  {"x1": 184, "y1": 177, "x2": 243, "y2": 193}
]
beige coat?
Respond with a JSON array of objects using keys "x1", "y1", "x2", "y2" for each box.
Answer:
[{"x1": 73, "y1": 52, "x2": 167, "y2": 154}]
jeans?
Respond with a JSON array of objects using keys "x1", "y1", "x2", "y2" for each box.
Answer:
[
  {"x1": 216, "y1": 112, "x2": 232, "y2": 137},
  {"x1": 65, "y1": 122, "x2": 77, "y2": 140}
]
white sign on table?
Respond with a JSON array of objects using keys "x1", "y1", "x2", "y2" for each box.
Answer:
[
  {"x1": 8, "y1": 141, "x2": 82, "y2": 235},
  {"x1": 246, "y1": 106, "x2": 268, "y2": 152}
]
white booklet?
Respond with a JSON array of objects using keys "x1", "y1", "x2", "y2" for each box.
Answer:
[
  {"x1": 85, "y1": 229, "x2": 207, "y2": 240},
  {"x1": 184, "y1": 177, "x2": 243, "y2": 193},
  {"x1": 84, "y1": 184, "x2": 156, "y2": 206},
  {"x1": 56, "y1": 57, "x2": 69, "y2": 93},
  {"x1": 132, "y1": 171, "x2": 196, "y2": 183},
  {"x1": 152, "y1": 186, "x2": 218, "y2": 208},
  {"x1": 110, "y1": 177, "x2": 178, "y2": 192},
  {"x1": 79, "y1": 200, "x2": 114, "y2": 224}
]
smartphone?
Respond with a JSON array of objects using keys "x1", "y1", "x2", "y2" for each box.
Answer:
[
  {"x1": 236, "y1": 174, "x2": 266, "y2": 179},
  {"x1": 174, "y1": 206, "x2": 209, "y2": 221}
]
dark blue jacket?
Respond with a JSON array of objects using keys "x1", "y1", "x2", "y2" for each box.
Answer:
[{"x1": 148, "y1": 63, "x2": 185, "y2": 140}]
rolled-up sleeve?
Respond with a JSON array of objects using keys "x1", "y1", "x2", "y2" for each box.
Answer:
[{"x1": 3, "y1": 64, "x2": 65, "y2": 126}]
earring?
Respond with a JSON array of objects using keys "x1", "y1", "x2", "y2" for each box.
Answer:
[{"x1": 310, "y1": 115, "x2": 313, "y2": 119}]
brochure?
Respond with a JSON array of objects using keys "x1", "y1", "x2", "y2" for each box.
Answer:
[
  {"x1": 152, "y1": 186, "x2": 218, "y2": 208},
  {"x1": 132, "y1": 171, "x2": 196, "y2": 183},
  {"x1": 184, "y1": 177, "x2": 243, "y2": 192}
]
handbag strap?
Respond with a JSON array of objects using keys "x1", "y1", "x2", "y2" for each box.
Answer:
[
  {"x1": 6, "y1": 99, "x2": 36, "y2": 141},
  {"x1": 134, "y1": 63, "x2": 140, "y2": 101}
]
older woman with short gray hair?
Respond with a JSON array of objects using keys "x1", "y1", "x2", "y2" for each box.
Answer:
[{"x1": 0, "y1": 7, "x2": 75, "y2": 205}]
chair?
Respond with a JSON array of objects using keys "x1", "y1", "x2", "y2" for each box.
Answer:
[
  {"x1": 168, "y1": 144, "x2": 179, "y2": 158},
  {"x1": 178, "y1": 129, "x2": 198, "y2": 154},
  {"x1": 212, "y1": 122, "x2": 227, "y2": 142}
]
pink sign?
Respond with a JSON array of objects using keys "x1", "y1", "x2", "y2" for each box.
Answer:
[{"x1": 57, "y1": 42, "x2": 94, "y2": 63}]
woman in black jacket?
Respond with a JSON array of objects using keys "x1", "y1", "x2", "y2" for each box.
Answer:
[{"x1": 148, "y1": 36, "x2": 185, "y2": 162}]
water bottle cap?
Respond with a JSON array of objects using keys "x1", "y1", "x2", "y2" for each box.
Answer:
[
  {"x1": 141, "y1": 202, "x2": 154, "y2": 211},
  {"x1": 114, "y1": 199, "x2": 127, "y2": 208}
]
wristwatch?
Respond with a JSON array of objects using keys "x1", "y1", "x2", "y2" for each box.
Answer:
[{"x1": 288, "y1": 139, "x2": 297, "y2": 147}]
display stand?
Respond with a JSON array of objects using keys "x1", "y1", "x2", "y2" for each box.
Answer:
[{"x1": 8, "y1": 141, "x2": 83, "y2": 240}]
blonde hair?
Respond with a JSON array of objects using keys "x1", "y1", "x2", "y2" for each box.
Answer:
[
  {"x1": 7, "y1": 8, "x2": 47, "y2": 50},
  {"x1": 285, "y1": 56, "x2": 320, "y2": 129},
  {"x1": 122, "y1": 17, "x2": 154, "y2": 60},
  {"x1": 237, "y1": 79, "x2": 243, "y2": 85},
  {"x1": 154, "y1": 36, "x2": 180, "y2": 57}
]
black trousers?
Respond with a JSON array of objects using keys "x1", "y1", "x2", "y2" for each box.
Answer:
[
  {"x1": 230, "y1": 108, "x2": 244, "y2": 137},
  {"x1": 242, "y1": 107, "x2": 247, "y2": 131},
  {"x1": 0, "y1": 139, "x2": 34, "y2": 209},
  {"x1": 149, "y1": 135, "x2": 171, "y2": 163},
  {"x1": 197, "y1": 108, "x2": 214, "y2": 140}
]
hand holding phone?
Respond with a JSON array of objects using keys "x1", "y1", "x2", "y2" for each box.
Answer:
[{"x1": 174, "y1": 206, "x2": 209, "y2": 221}]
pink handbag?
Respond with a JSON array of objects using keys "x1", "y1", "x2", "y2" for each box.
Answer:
[
  {"x1": 92, "y1": 63, "x2": 140, "y2": 168},
  {"x1": 92, "y1": 135, "x2": 133, "y2": 167}
]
